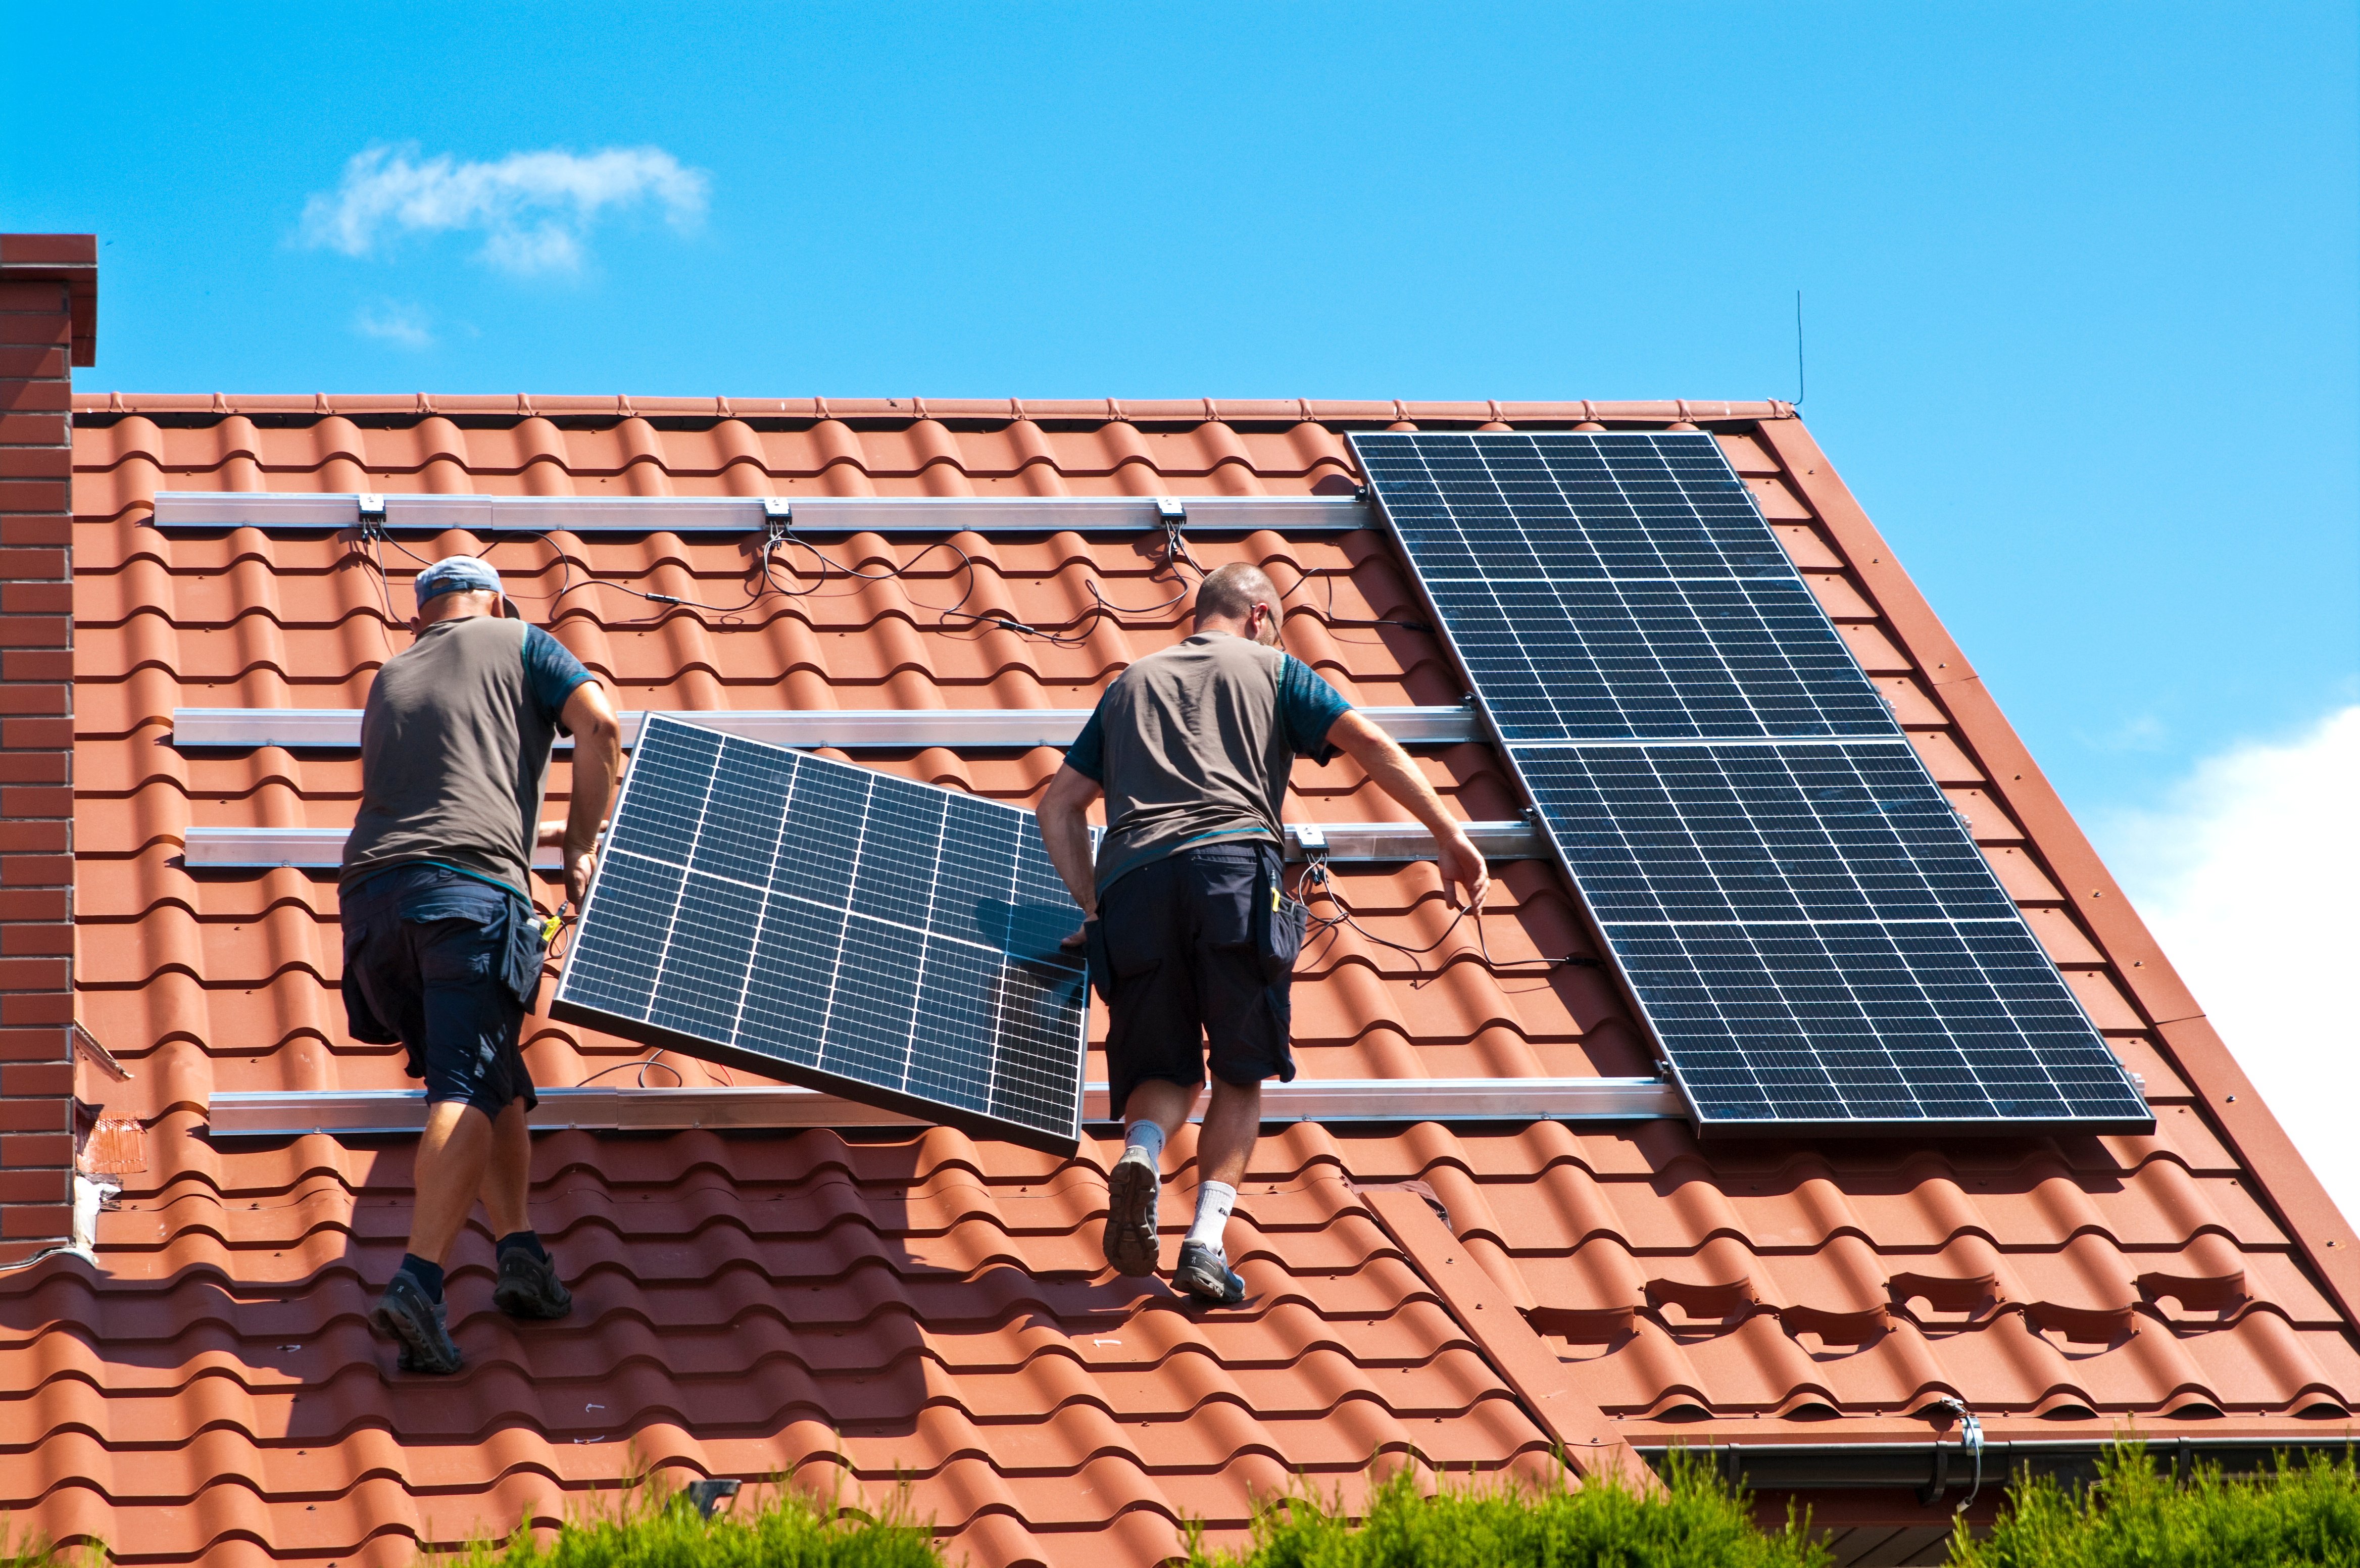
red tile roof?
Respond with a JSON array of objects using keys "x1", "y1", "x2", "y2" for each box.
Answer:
[{"x1": 10, "y1": 396, "x2": 2355, "y2": 1566}]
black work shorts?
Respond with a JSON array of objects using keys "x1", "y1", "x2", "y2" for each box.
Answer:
[
  {"x1": 340, "y1": 865, "x2": 539, "y2": 1118},
  {"x1": 1099, "y1": 841, "x2": 1297, "y2": 1121}
]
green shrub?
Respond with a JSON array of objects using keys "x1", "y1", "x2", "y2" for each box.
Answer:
[
  {"x1": 1952, "y1": 1441, "x2": 2360, "y2": 1568},
  {"x1": 453, "y1": 1476, "x2": 945, "y2": 1568},
  {"x1": 0, "y1": 1521, "x2": 75, "y2": 1568},
  {"x1": 1186, "y1": 1449, "x2": 1828, "y2": 1568}
]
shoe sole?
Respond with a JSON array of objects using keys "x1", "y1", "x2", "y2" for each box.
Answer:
[
  {"x1": 372, "y1": 1298, "x2": 462, "y2": 1374},
  {"x1": 493, "y1": 1265, "x2": 573, "y2": 1320},
  {"x1": 1102, "y1": 1155, "x2": 1160, "y2": 1277},
  {"x1": 1172, "y1": 1257, "x2": 1245, "y2": 1307}
]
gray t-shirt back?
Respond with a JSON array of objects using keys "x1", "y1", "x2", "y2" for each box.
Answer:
[
  {"x1": 1065, "y1": 631, "x2": 1351, "y2": 895},
  {"x1": 341, "y1": 616, "x2": 594, "y2": 901}
]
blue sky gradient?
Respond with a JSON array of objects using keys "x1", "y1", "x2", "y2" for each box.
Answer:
[{"x1": 5, "y1": 1, "x2": 2353, "y2": 825}]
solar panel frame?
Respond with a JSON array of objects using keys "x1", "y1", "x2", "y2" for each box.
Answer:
[
  {"x1": 1350, "y1": 430, "x2": 2152, "y2": 1138},
  {"x1": 551, "y1": 714, "x2": 1091, "y2": 1154}
]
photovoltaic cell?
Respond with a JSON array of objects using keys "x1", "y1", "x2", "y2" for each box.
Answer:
[
  {"x1": 553, "y1": 714, "x2": 1090, "y2": 1153},
  {"x1": 1352, "y1": 430, "x2": 2149, "y2": 1135}
]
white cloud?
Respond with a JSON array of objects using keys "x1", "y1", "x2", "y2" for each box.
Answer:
[
  {"x1": 353, "y1": 299, "x2": 434, "y2": 349},
  {"x1": 2098, "y1": 705, "x2": 2360, "y2": 1220},
  {"x1": 301, "y1": 144, "x2": 709, "y2": 275}
]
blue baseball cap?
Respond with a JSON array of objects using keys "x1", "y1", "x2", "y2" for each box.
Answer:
[{"x1": 413, "y1": 555, "x2": 506, "y2": 608}]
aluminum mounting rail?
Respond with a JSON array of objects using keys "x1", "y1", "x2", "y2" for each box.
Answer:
[
  {"x1": 147, "y1": 491, "x2": 1371, "y2": 535},
  {"x1": 207, "y1": 1076, "x2": 1681, "y2": 1137},
  {"x1": 170, "y1": 705, "x2": 1483, "y2": 750},
  {"x1": 180, "y1": 819, "x2": 1547, "y2": 870}
]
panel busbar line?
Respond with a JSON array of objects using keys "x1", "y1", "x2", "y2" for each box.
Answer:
[
  {"x1": 1350, "y1": 430, "x2": 2149, "y2": 1136},
  {"x1": 551, "y1": 714, "x2": 1090, "y2": 1154}
]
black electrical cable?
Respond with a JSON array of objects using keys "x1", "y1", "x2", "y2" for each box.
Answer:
[
  {"x1": 348, "y1": 509, "x2": 1236, "y2": 649},
  {"x1": 574, "y1": 1052, "x2": 686, "y2": 1089},
  {"x1": 1272, "y1": 560, "x2": 1431, "y2": 636},
  {"x1": 1295, "y1": 858, "x2": 1571, "y2": 975}
]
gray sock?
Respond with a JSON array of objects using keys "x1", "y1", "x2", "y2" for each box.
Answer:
[{"x1": 1123, "y1": 1121, "x2": 1165, "y2": 1163}]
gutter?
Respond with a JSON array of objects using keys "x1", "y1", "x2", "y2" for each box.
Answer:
[{"x1": 1637, "y1": 1434, "x2": 2360, "y2": 1504}]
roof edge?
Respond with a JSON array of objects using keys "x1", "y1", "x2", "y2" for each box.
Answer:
[
  {"x1": 68, "y1": 393, "x2": 1794, "y2": 425},
  {"x1": 1753, "y1": 417, "x2": 2360, "y2": 1334}
]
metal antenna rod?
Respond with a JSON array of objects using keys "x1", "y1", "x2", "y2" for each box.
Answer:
[{"x1": 1794, "y1": 290, "x2": 1807, "y2": 409}]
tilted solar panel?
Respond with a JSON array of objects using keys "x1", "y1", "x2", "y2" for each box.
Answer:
[
  {"x1": 1351, "y1": 430, "x2": 2149, "y2": 1136},
  {"x1": 552, "y1": 714, "x2": 1090, "y2": 1153}
]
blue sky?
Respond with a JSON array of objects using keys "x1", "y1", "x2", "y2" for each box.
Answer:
[
  {"x1": 6, "y1": 2, "x2": 2351, "y2": 802},
  {"x1": 7, "y1": 2, "x2": 2359, "y2": 1199},
  {"x1": 13, "y1": 4, "x2": 2344, "y2": 822},
  {"x1": 9, "y1": 3, "x2": 2350, "y2": 807}
]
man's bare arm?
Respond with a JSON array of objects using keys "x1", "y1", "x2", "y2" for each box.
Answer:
[
  {"x1": 558, "y1": 681, "x2": 623, "y2": 905},
  {"x1": 1037, "y1": 763, "x2": 1105, "y2": 919},
  {"x1": 1325, "y1": 710, "x2": 1489, "y2": 910}
]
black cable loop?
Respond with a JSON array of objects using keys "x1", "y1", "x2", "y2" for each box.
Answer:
[
  {"x1": 1295, "y1": 859, "x2": 1566, "y2": 975},
  {"x1": 574, "y1": 1052, "x2": 685, "y2": 1089}
]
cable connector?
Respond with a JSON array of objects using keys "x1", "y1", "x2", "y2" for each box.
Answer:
[
  {"x1": 760, "y1": 497, "x2": 792, "y2": 547},
  {"x1": 356, "y1": 493, "x2": 386, "y2": 537},
  {"x1": 1154, "y1": 497, "x2": 1185, "y2": 523}
]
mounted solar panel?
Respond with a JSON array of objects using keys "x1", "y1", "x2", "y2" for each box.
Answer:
[
  {"x1": 551, "y1": 713, "x2": 1090, "y2": 1154},
  {"x1": 1351, "y1": 430, "x2": 2150, "y2": 1136}
]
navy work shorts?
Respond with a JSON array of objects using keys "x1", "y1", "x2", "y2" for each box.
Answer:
[
  {"x1": 340, "y1": 864, "x2": 540, "y2": 1118},
  {"x1": 1098, "y1": 841, "x2": 1298, "y2": 1121}
]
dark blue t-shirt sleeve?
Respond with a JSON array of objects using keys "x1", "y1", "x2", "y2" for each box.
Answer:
[
  {"x1": 523, "y1": 624, "x2": 595, "y2": 730},
  {"x1": 1280, "y1": 655, "x2": 1353, "y2": 763},
  {"x1": 1065, "y1": 703, "x2": 1107, "y2": 783}
]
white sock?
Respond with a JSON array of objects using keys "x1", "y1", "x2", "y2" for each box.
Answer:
[
  {"x1": 1123, "y1": 1121, "x2": 1165, "y2": 1163},
  {"x1": 1186, "y1": 1181, "x2": 1236, "y2": 1255}
]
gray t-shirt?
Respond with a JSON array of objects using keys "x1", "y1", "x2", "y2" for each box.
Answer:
[
  {"x1": 1065, "y1": 631, "x2": 1352, "y2": 895},
  {"x1": 341, "y1": 616, "x2": 594, "y2": 901}
]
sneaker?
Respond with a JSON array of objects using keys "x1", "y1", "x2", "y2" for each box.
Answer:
[
  {"x1": 1102, "y1": 1146, "x2": 1161, "y2": 1277},
  {"x1": 493, "y1": 1246, "x2": 574, "y2": 1320},
  {"x1": 1172, "y1": 1240, "x2": 1245, "y2": 1306},
  {"x1": 373, "y1": 1270, "x2": 463, "y2": 1374}
]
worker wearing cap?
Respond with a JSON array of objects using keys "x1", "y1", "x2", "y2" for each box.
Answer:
[
  {"x1": 1036, "y1": 562, "x2": 1488, "y2": 1305},
  {"x1": 340, "y1": 556, "x2": 622, "y2": 1373}
]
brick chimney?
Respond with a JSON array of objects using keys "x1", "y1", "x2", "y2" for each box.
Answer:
[{"x1": 0, "y1": 235, "x2": 93, "y2": 1263}]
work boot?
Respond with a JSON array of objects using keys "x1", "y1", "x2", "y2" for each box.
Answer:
[
  {"x1": 1102, "y1": 1145, "x2": 1161, "y2": 1277},
  {"x1": 1172, "y1": 1240, "x2": 1246, "y2": 1306},
  {"x1": 493, "y1": 1247, "x2": 573, "y2": 1319},
  {"x1": 373, "y1": 1270, "x2": 463, "y2": 1374}
]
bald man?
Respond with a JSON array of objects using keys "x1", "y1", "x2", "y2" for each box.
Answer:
[{"x1": 1037, "y1": 562, "x2": 1487, "y2": 1304}]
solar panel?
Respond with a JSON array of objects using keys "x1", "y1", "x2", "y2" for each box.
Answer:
[
  {"x1": 551, "y1": 713, "x2": 1090, "y2": 1153},
  {"x1": 1355, "y1": 432, "x2": 1893, "y2": 742},
  {"x1": 1352, "y1": 430, "x2": 2150, "y2": 1136}
]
